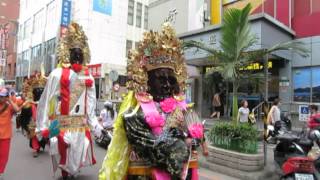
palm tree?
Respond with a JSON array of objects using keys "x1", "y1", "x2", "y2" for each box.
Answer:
[{"x1": 183, "y1": 3, "x2": 309, "y2": 122}]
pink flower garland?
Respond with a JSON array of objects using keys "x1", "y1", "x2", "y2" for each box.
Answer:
[
  {"x1": 160, "y1": 97, "x2": 177, "y2": 113},
  {"x1": 145, "y1": 112, "x2": 165, "y2": 135},
  {"x1": 188, "y1": 123, "x2": 204, "y2": 139}
]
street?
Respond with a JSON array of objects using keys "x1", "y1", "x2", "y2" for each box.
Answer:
[{"x1": 4, "y1": 122, "x2": 238, "y2": 180}]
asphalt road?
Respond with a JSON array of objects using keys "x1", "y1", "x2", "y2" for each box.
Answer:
[{"x1": 4, "y1": 123, "x2": 237, "y2": 180}]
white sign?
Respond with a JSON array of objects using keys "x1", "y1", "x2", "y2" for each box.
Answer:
[
  {"x1": 0, "y1": 58, "x2": 5, "y2": 66},
  {"x1": 299, "y1": 105, "x2": 310, "y2": 122}
]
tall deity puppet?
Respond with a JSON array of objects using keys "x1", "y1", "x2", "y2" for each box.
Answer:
[
  {"x1": 36, "y1": 22, "x2": 103, "y2": 179},
  {"x1": 20, "y1": 72, "x2": 47, "y2": 157},
  {"x1": 99, "y1": 23, "x2": 207, "y2": 180}
]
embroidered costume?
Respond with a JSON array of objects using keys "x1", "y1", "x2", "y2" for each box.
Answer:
[
  {"x1": 99, "y1": 23, "x2": 205, "y2": 180},
  {"x1": 36, "y1": 23, "x2": 102, "y2": 179},
  {"x1": 20, "y1": 72, "x2": 47, "y2": 157}
]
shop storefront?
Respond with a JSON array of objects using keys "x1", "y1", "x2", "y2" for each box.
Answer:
[{"x1": 179, "y1": 14, "x2": 295, "y2": 117}]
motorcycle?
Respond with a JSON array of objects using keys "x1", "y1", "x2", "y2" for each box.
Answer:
[
  {"x1": 269, "y1": 113, "x2": 317, "y2": 179},
  {"x1": 274, "y1": 132, "x2": 316, "y2": 179},
  {"x1": 95, "y1": 128, "x2": 113, "y2": 149}
]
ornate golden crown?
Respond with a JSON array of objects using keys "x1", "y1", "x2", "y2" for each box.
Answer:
[
  {"x1": 56, "y1": 22, "x2": 90, "y2": 67},
  {"x1": 22, "y1": 72, "x2": 47, "y2": 101},
  {"x1": 127, "y1": 23, "x2": 187, "y2": 93}
]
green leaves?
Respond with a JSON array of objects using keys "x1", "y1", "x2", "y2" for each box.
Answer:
[{"x1": 208, "y1": 122, "x2": 259, "y2": 154}]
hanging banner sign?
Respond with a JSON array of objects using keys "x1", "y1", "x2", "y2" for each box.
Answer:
[{"x1": 60, "y1": 0, "x2": 72, "y2": 27}]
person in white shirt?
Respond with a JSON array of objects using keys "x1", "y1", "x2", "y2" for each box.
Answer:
[
  {"x1": 99, "y1": 101, "x2": 117, "y2": 129},
  {"x1": 267, "y1": 98, "x2": 281, "y2": 125},
  {"x1": 238, "y1": 100, "x2": 250, "y2": 123}
]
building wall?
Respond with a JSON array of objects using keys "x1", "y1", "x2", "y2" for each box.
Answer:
[
  {"x1": 149, "y1": 0, "x2": 204, "y2": 34},
  {"x1": 72, "y1": 0, "x2": 128, "y2": 66},
  {"x1": 0, "y1": 0, "x2": 19, "y2": 81},
  {"x1": 292, "y1": 0, "x2": 320, "y2": 38},
  {"x1": 126, "y1": 0, "x2": 149, "y2": 52}
]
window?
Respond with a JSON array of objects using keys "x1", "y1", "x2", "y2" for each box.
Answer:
[
  {"x1": 293, "y1": 67, "x2": 320, "y2": 102},
  {"x1": 126, "y1": 40, "x2": 132, "y2": 57},
  {"x1": 144, "y1": 6, "x2": 148, "y2": 29},
  {"x1": 135, "y1": 42, "x2": 139, "y2": 49},
  {"x1": 47, "y1": 0, "x2": 57, "y2": 28},
  {"x1": 136, "y1": 2, "x2": 142, "y2": 28},
  {"x1": 127, "y1": 0, "x2": 134, "y2": 25},
  {"x1": 33, "y1": 9, "x2": 44, "y2": 34},
  {"x1": 18, "y1": 24, "x2": 23, "y2": 40},
  {"x1": 23, "y1": 19, "x2": 31, "y2": 39}
]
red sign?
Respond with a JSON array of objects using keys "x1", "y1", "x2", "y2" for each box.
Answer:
[
  {"x1": 87, "y1": 64, "x2": 102, "y2": 78},
  {"x1": 60, "y1": 26, "x2": 68, "y2": 38}
]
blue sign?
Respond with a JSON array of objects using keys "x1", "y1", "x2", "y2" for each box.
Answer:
[
  {"x1": 300, "y1": 106, "x2": 309, "y2": 114},
  {"x1": 93, "y1": 0, "x2": 112, "y2": 15},
  {"x1": 61, "y1": 0, "x2": 71, "y2": 27}
]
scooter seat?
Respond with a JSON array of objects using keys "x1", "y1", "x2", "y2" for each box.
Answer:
[
  {"x1": 277, "y1": 132, "x2": 299, "y2": 142},
  {"x1": 298, "y1": 138, "x2": 313, "y2": 147}
]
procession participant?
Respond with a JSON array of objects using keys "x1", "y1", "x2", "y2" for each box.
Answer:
[
  {"x1": 36, "y1": 22, "x2": 103, "y2": 180},
  {"x1": 20, "y1": 72, "x2": 47, "y2": 157},
  {"x1": 99, "y1": 23, "x2": 207, "y2": 180},
  {"x1": 0, "y1": 87, "x2": 23, "y2": 179}
]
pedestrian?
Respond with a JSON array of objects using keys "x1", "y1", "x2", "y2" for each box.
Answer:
[
  {"x1": 210, "y1": 92, "x2": 222, "y2": 119},
  {"x1": 267, "y1": 98, "x2": 281, "y2": 125},
  {"x1": 310, "y1": 104, "x2": 318, "y2": 116},
  {"x1": 0, "y1": 87, "x2": 23, "y2": 179},
  {"x1": 308, "y1": 105, "x2": 320, "y2": 148},
  {"x1": 237, "y1": 100, "x2": 250, "y2": 123},
  {"x1": 99, "y1": 101, "x2": 117, "y2": 129}
]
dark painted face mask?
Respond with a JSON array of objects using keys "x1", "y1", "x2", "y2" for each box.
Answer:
[
  {"x1": 69, "y1": 48, "x2": 84, "y2": 65},
  {"x1": 32, "y1": 87, "x2": 44, "y2": 101},
  {"x1": 147, "y1": 68, "x2": 180, "y2": 102}
]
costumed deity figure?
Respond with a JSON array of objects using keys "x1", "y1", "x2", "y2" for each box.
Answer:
[
  {"x1": 20, "y1": 72, "x2": 47, "y2": 157},
  {"x1": 99, "y1": 23, "x2": 207, "y2": 180},
  {"x1": 36, "y1": 22, "x2": 103, "y2": 180}
]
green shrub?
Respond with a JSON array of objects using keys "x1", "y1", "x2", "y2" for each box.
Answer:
[{"x1": 207, "y1": 122, "x2": 259, "y2": 154}]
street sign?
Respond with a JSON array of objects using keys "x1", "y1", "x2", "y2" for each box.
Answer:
[
  {"x1": 60, "y1": 0, "x2": 71, "y2": 27},
  {"x1": 109, "y1": 70, "x2": 119, "y2": 82},
  {"x1": 299, "y1": 105, "x2": 309, "y2": 121}
]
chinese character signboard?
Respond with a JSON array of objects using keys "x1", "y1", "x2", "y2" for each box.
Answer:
[
  {"x1": 93, "y1": 0, "x2": 112, "y2": 15},
  {"x1": 61, "y1": 0, "x2": 71, "y2": 27},
  {"x1": 299, "y1": 105, "x2": 309, "y2": 122}
]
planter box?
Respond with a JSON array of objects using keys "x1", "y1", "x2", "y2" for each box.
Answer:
[
  {"x1": 211, "y1": 135, "x2": 258, "y2": 154},
  {"x1": 207, "y1": 145, "x2": 264, "y2": 172}
]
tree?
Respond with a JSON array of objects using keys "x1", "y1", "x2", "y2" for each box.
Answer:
[{"x1": 183, "y1": 3, "x2": 309, "y2": 122}]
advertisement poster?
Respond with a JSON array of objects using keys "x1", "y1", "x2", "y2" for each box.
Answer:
[{"x1": 93, "y1": 0, "x2": 112, "y2": 15}]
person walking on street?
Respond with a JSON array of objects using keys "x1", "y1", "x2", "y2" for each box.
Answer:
[
  {"x1": 210, "y1": 92, "x2": 222, "y2": 119},
  {"x1": 99, "y1": 101, "x2": 117, "y2": 129},
  {"x1": 0, "y1": 87, "x2": 24, "y2": 179},
  {"x1": 238, "y1": 100, "x2": 250, "y2": 123},
  {"x1": 267, "y1": 98, "x2": 281, "y2": 125}
]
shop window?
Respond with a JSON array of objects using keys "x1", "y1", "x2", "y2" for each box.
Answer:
[
  {"x1": 312, "y1": 67, "x2": 320, "y2": 102},
  {"x1": 293, "y1": 67, "x2": 320, "y2": 102}
]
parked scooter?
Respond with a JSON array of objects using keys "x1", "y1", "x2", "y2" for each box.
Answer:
[
  {"x1": 274, "y1": 132, "x2": 316, "y2": 179},
  {"x1": 269, "y1": 113, "x2": 317, "y2": 179},
  {"x1": 95, "y1": 128, "x2": 113, "y2": 149}
]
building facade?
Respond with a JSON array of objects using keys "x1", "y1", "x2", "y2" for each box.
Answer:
[
  {"x1": 148, "y1": 0, "x2": 207, "y2": 34},
  {"x1": 0, "y1": 0, "x2": 19, "y2": 84},
  {"x1": 16, "y1": 0, "x2": 149, "y2": 100},
  {"x1": 178, "y1": 0, "x2": 320, "y2": 122}
]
